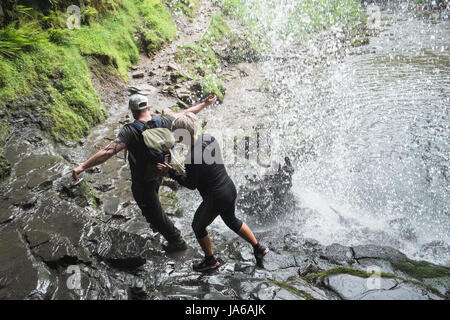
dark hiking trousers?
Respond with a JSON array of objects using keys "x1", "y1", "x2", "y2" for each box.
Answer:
[
  {"x1": 192, "y1": 180, "x2": 243, "y2": 239},
  {"x1": 131, "y1": 178, "x2": 183, "y2": 244}
]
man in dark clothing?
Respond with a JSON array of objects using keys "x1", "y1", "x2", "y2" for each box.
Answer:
[{"x1": 72, "y1": 93, "x2": 217, "y2": 252}]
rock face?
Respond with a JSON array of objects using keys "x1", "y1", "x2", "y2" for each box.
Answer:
[
  {"x1": 0, "y1": 151, "x2": 449, "y2": 300},
  {"x1": 237, "y1": 157, "x2": 295, "y2": 218}
]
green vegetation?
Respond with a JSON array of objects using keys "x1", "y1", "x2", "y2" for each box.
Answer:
[
  {"x1": 75, "y1": 179, "x2": 101, "y2": 208},
  {"x1": 299, "y1": 266, "x2": 396, "y2": 282},
  {"x1": 294, "y1": 265, "x2": 446, "y2": 297},
  {"x1": 271, "y1": 280, "x2": 316, "y2": 300},
  {"x1": 0, "y1": 22, "x2": 47, "y2": 57},
  {"x1": 138, "y1": 0, "x2": 177, "y2": 55},
  {"x1": 174, "y1": 13, "x2": 234, "y2": 100},
  {"x1": 288, "y1": 0, "x2": 361, "y2": 35},
  {"x1": 392, "y1": 259, "x2": 450, "y2": 280},
  {"x1": 200, "y1": 74, "x2": 225, "y2": 101},
  {"x1": 203, "y1": 14, "x2": 231, "y2": 43},
  {"x1": 164, "y1": 0, "x2": 202, "y2": 20},
  {"x1": 0, "y1": 0, "x2": 183, "y2": 182},
  {"x1": 175, "y1": 43, "x2": 219, "y2": 75},
  {"x1": 220, "y1": 0, "x2": 245, "y2": 18},
  {"x1": 0, "y1": 0, "x2": 180, "y2": 145}
]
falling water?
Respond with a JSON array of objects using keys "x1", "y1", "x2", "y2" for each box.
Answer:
[
  {"x1": 179, "y1": 1, "x2": 449, "y2": 266},
  {"x1": 252, "y1": 2, "x2": 449, "y2": 265}
]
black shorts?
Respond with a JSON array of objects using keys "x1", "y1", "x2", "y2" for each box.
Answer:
[{"x1": 192, "y1": 180, "x2": 243, "y2": 239}]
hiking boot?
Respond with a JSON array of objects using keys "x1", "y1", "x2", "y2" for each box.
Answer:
[
  {"x1": 253, "y1": 243, "x2": 269, "y2": 262},
  {"x1": 162, "y1": 240, "x2": 187, "y2": 253},
  {"x1": 193, "y1": 256, "x2": 220, "y2": 272}
]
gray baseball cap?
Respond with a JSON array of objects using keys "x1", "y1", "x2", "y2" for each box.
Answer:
[{"x1": 128, "y1": 94, "x2": 149, "y2": 111}]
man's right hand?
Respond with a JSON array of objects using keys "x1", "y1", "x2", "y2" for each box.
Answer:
[
  {"x1": 72, "y1": 166, "x2": 84, "y2": 181},
  {"x1": 203, "y1": 94, "x2": 217, "y2": 106}
]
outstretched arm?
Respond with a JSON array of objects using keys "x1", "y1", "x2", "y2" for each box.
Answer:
[
  {"x1": 72, "y1": 138, "x2": 126, "y2": 181},
  {"x1": 175, "y1": 94, "x2": 217, "y2": 116}
]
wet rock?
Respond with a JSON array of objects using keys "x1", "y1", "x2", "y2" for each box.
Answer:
[
  {"x1": 15, "y1": 154, "x2": 60, "y2": 178},
  {"x1": 321, "y1": 243, "x2": 355, "y2": 265},
  {"x1": 103, "y1": 196, "x2": 120, "y2": 215},
  {"x1": 353, "y1": 244, "x2": 408, "y2": 263},
  {"x1": 237, "y1": 157, "x2": 295, "y2": 217},
  {"x1": 0, "y1": 230, "x2": 38, "y2": 299},
  {"x1": 128, "y1": 84, "x2": 156, "y2": 95},
  {"x1": 323, "y1": 274, "x2": 398, "y2": 300},
  {"x1": 359, "y1": 283, "x2": 442, "y2": 300},
  {"x1": 132, "y1": 72, "x2": 145, "y2": 79},
  {"x1": 166, "y1": 64, "x2": 178, "y2": 71},
  {"x1": 58, "y1": 178, "x2": 101, "y2": 208},
  {"x1": 26, "y1": 171, "x2": 56, "y2": 190},
  {"x1": 10, "y1": 187, "x2": 37, "y2": 210},
  {"x1": 86, "y1": 228, "x2": 158, "y2": 269},
  {"x1": 0, "y1": 199, "x2": 13, "y2": 224}
]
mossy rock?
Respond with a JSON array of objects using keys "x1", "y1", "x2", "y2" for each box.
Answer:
[
  {"x1": 164, "y1": 0, "x2": 202, "y2": 19},
  {"x1": 351, "y1": 37, "x2": 370, "y2": 47},
  {"x1": 200, "y1": 74, "x2": 226, "y2": 101},
  {"x1": 271, "y1": 280, "x2": 316, "y2": 300},
  {"x1": 169, "y1": 71, "x2": 190, "y2": 84},
  {"x1": 391, "y1": 259, "x2": 450, "y2": 281},
  {"x1": 0, "y1": 152, "x2": 11, "y2": 183},
  {"x1": 74, "y1": 179, "x2": 101, "y2": 208}
]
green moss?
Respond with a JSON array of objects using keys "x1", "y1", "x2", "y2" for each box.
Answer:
[
  {"x1": 0, "y1": 40, "x2": 107, "y2": 141},
  {"x1": 174, "y1": 13, "x2": 233, "y2": 100},
  {"x1": 271, "y1": 280, "x2": 315, "y2": 300},
  {"x1": 75, "y1": 179, "x2": 101, "y2": 208},
  {"x1": 72, "y1": 10, "x2": 140, "y2": 80},
  {"x1": 288, "y1": 0, "x2": 361, "y2": 35},
  {"x1": 0, "y1": 0, "x2": 179, "y2": 144},
  {"x1": 351, "y1": 37, "x2": 370, "y2": 47},
  {"x1": 297, "y1": 265, "x2": 446, "y2": 298},
  {"x1": 221, "y1": 0, "x2": 246, "y2": 18},
  {"x1": 301, "y1": 266, "x2": 396, "y2": 282},
  {"x1": 200, "y1": 74, "x2": 225, "y2": 101},
  {"x1": 392, "y1": 259, "x2": 450, "y2": 280},
  {"x1": 164, "y1": 0, "x2": 202, "y2": 19},
  {"x1": 170, "y1": 71, "x2": 190, "y2": 83},
  {"x1": 203, "y1": 14, "x2": 231, "y2": 44},
  {"x1": 0, "y1": 153, "x2": 11, "y2": 183},
  {"x1": 174, "y1": 43, "x2": 218, "y2": 76},
  {"x1": 138, "y1": 0, "x2": 177, "y2": 54}
]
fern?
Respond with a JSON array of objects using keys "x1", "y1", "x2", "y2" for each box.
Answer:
[{"x1": 0, "y1": 22, "x2": 46, "y2": 58}]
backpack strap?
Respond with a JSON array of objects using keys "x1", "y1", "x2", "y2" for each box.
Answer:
[
  {"x1": 128, "y1": 120, "x2": 146, "y2": 132},
  {"x1": 129, "y1": 118, "x2": 162, "y2": 131},
  {"x1": 154, "y1": 117, "x2": 162, "y2": 128}
]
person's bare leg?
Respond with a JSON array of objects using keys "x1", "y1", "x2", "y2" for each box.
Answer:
[
  {"x1": 197, "y1": 235, "x2": 214, "y2": 256},
  {"x1": 237, "y1": 223, "x2": 258, "y2": 246}
]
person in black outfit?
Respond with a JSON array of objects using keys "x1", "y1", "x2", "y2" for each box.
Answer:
[
  {"x1": 157, "y1": 113, "x2": 269, "y2": 272},
  {"x1": 72, "y1": 94, "x2": 217, "y2": 253}
]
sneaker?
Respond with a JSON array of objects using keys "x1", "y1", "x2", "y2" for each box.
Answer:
[
  {"x1": 162, "y1": 240, "x2": 187, "y2": 253},
  {"x1": 193, "y1": 256, "x2": 220, "y2": 272},
  {"x1": 254, "y1": 243, "x2": 269, "y2": 262}
]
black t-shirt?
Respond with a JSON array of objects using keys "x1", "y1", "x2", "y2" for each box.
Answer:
[
  {"x1": 117, "y1": 115, "x2": 174, "y2": 182},
  {"x1": 168, "y1": 134, "x2": 232, "y2": 198}
]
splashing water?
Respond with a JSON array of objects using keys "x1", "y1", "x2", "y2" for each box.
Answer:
[
  {"x1": 246, "y1": 2, "x2": 450, "y2": 265},
  {"x1": 177, "y1": 1, "x2": 449, "y2": 265}
]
